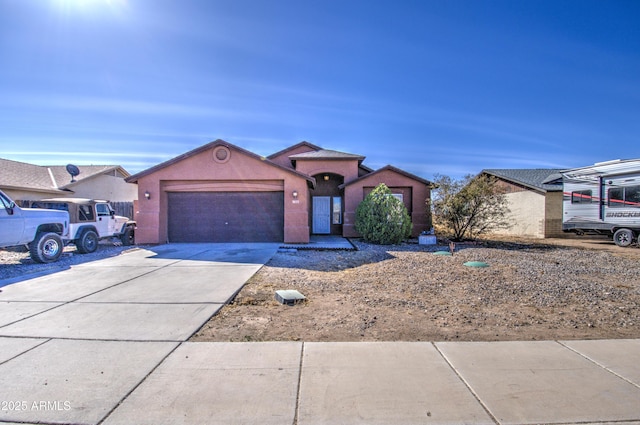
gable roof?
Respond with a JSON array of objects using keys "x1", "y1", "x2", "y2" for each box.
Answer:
[
  {"x1": 0, "y1": 158, "x2": 129, "y2": 194},
  {"x1": 267, "y1": 141, "x2": 322, "y2": 159},
  {"x1": 125, "y1": 139, "x2": 316, "y2": 187},
  {"x1": 340, "y1": 164, "x2": 432, "y2": 189},
  {"x1": 482, "y1": 169, "x2": 563, "y2": 193},
  {"x1": 289, "y1": 149, "x2": 365, "y2": 162},
  {"x1": 51, "y1": 165, "x2": 129, "y2": 189}
]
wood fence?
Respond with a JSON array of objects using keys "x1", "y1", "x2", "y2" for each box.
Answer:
[{"x1": 110, "y1": 202, "x2": 134, "y2": 219}]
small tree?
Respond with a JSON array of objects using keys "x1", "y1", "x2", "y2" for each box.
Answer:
[
  {"x1": 431, "y1": 173, "x2": 510, "y2": 241},
  {"x1": 355, "y1": 183, "x2": 412, "y2": 244}
]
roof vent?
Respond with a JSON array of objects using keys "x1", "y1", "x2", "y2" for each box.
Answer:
[{"x1": 66, "y1": 164, "x2": 80, "y2": 183}]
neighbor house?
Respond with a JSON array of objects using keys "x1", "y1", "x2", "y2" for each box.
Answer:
[
  {"x1": 481, "y1": 169, "x2": 564, "y2": 238},
  {"x1": 126, "y1": 140, "x2": 432, "y2": 244},
  {"x1": 0, "y1": 158, "x2": 137, "y2": 204}
]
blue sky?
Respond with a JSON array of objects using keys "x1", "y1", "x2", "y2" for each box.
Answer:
[{"x1": 1, "y1": 0, "x2": 639, "y2": 179}]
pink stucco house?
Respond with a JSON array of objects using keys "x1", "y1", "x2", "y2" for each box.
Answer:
[{"x1": 126, "y1": 140, "x2": 432, "y2": 244}]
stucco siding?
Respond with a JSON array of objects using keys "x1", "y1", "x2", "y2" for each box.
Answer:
[
  {"x1": 497, "y1": 190, "x2": 546, "y2": 238},
  {"x1": 133, "y1": 144, "x2": 310, "y2": 244},
  {"x1": 129, "y1": 140, "x2": 432, "y2": 245},
  {"x1": 343, "y1": 169, "x2": 431, "y2": 238},
  {"x1": 487, "y1": 190, "x2": 565, "y2": 239},
  {"x1": 544, "y1": 191, "x2": 564, "y2": 237},
  {"x1": 294, "y1": 159, "x2": 360, "y2": 183},
  {"x1": 68, "y1": 174, "x2": 138, "y2": 201}
]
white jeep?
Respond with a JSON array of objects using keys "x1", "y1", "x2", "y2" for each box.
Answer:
[
  {"x1": 0, "y1": 189, "x2": 70, "y2": 263},
  {"x1": 31, "y1": 198, "x2": 136, "y2": 254}
]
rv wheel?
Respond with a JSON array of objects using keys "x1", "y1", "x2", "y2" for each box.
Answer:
[{"x1": 613, "y1": 228, "x2": 634, "y2": 247}]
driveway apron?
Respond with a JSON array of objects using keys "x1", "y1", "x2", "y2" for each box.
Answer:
[{"x1": 0, "y1": 243, "x2": 278, "y2": 424}]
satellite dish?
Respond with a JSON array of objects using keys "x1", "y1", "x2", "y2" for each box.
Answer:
[{"x1": 66, "y1": 164, "x2": 80, "y2": 183}]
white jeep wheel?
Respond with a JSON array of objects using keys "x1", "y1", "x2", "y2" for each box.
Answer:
[
  {"x1": 29, "y1": 232, "x2": 63, "y2": 263},
  {"x1": 77, "y1": 230, "x2": 99, "y2": 254}
]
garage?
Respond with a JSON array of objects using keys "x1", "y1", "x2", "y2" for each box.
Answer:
[{"x1": 167, "y1": 191, "x2": 284, "y2": 242}]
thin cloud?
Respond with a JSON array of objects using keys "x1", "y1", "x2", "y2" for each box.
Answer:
[{"x1": 2, "y1": 151, "x2": 171, "y2": 159}]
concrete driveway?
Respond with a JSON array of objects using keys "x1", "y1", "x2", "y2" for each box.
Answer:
[
  {"x1": 0, "y1": 243, "x2": 278, "y2": 341},
  {"x1": 0, "y1": 243, "x2": 279, "y2": 424}
]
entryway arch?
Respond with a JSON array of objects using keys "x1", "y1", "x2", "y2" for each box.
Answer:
[{"x1": 310, "y1": 172, "x2": 344, "y2": 235}]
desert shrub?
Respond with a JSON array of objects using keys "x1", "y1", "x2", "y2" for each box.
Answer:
[
  {"x1": 355, "y1": 183, "x2": 412, "y2": 244},
  {"x1": 431, "y1": 174, "x2": 510, "y2": 241}
]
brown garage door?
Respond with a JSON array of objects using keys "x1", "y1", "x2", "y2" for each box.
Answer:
[{"x1": 168, "y1": 192, "x2": 284, "y2": 242}]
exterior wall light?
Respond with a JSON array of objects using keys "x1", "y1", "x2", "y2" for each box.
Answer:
[
  {"x1": 292, "y1": 190, "x2": 298, "y2": 199},
  {"x1": 144, "y1": 191, "x2": 151, "y2": 200}
]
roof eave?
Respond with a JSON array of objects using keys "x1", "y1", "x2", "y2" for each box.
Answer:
[
  {"x1": 481, "y1": 170, "x2": 543, "y2": 193},
  {"x1": 267, "y1": 141, "x2": 323, "y2": 159},
  {"x1": 481, "y1": 169, "x2": 563, "y2": 194},
  {"x1": 0, "y1": 184, "x2": 70, "y2": 195},
  {"x1": 339, "y1": 165, "x2": 432, "y2": 189},
  {"x1": 126, "y1": 139, "x2": 316, "y2": 186},
  {"x1": 59, "y1": 166, "x2": 128, "y2": 189}
]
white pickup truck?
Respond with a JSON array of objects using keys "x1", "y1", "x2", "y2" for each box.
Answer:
[{"x1": 0, "y1": 189, "x2": 70, "y2": 263}]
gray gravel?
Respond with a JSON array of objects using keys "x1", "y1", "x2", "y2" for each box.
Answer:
[
  {"x1": 0, "y1": 242, "x2": 134, "y2": 283},
  {"x1": 193, "y1": 238, "x2": 640, "y2": 342}
]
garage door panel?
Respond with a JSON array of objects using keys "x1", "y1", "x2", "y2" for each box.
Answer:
[{"x1": 168, "y1": 192, "x2": 284, "y2": 242}]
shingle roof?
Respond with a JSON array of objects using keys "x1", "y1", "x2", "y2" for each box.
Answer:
[
  {"x1": 482, "y1": 169, "x2": 563, "y2": 192},
  {"x1": 0, "y1": 158, "x2": 56, "y2": 193},
  {"x1": 289, "y1": 149, "x2": 365, "y2": 161},
  {"x1": 0, "y1": 158, "x2": 127, "y2": 193},
  {"x1": 267, "y1": 141, "x2": 323, "y2": 159}
]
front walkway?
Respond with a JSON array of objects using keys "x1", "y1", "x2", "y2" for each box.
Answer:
[{"x1": 281, "y1": 235, "x2": 355, "y2": 250}]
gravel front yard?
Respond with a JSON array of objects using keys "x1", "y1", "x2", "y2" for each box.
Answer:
[
  {"x1": 192, "y1": 238, "x2": 640, "y2": 342},
  {"x1": 3, "y1": 237, "x2": 639, "y2": 343},
  {"x1": 0, "y1": 243, "x2": 134, "y2": 282}
]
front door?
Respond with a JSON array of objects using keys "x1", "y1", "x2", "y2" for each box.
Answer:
[{"x1": 312, "y1": 196, "x2": 331, "y2": 234}]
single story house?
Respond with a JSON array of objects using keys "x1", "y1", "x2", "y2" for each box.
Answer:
[
  {"x1": 126, "y1": 140, "x2": 433, "y2": 244},
  {"x1": 481, "y1": 169, "x2": 564, "y2": 238},
  {"x1": 0, "y1": 158, "x2": 137, "y2": 204}
]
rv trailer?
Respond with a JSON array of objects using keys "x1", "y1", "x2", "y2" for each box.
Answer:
[{"x1": 562, "y1": 159, "x2": 640, "y2": 247}]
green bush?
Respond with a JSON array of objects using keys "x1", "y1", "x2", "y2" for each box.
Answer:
[{"x1": 355, "y1": 183, "x2": 412, "y2": 244}]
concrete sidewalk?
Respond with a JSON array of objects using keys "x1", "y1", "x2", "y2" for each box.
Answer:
[
  {"x1": 0, "y1": 339, "x2": 638, "y2": 424},
  {"x1": 0, "y1": 244, "x2": 639, "y2": 424}
]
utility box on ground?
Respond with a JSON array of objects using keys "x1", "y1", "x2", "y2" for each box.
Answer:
[{"x1": 419, "y1": 235, "x2": 437, "y2": 245}]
